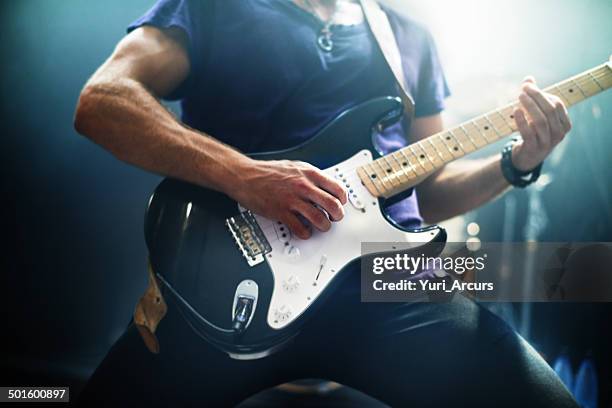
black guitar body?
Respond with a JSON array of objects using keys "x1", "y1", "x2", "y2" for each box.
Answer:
[{"x1": 144, "y1": 97, "x2": 447, "y2": 359}]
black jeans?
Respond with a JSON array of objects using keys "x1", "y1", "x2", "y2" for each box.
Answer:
[{"x1": 78, "y1": 270, "x2": 578, "y2": 407}]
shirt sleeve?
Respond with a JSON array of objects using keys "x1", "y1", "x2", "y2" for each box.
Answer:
[
  {"x1": 385, "y1": 10, "x2": 451, "y2": 118},
  {"x1": 127, "y1": 0, "x2": 206, "y2": 100},
  {"x1": 413, "y1": 29, "x2": 451, "y2": 117}
]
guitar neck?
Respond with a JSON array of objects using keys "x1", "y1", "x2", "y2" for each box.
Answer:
[{"x1": 358, "y1": 60, "x2": 612, "y2": 199}]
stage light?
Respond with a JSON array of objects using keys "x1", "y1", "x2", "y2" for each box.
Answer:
[
  {"x1": 384, "y1": 0, "x2": 522, "y2": 88},
  {"x1": 466, "y1": 236, "x2": 481, "y2": 251},
  {"x1": 467, "y1": 222, "x2": 480, "y2": 236}
]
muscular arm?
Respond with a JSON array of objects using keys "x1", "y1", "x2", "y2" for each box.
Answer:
[
  {"x1": 74, "y1": 26, "x2": 244, "y2": 192},
  {"x1": 412, "y1": 115, "x2": 510, "y2": 224},
  {"x1": 413, "y1": 78, "x2": 571, "y2": 224},
  {"x1": 74, "y1": 26, "x2": 346, "y2": 239}
]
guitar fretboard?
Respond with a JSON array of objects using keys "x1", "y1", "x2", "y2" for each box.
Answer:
[{"x1": 358, "y1": 61, "x2": 612, "y2": 198}]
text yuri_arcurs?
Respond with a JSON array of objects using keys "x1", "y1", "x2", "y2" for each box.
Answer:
[{"x1": 372, "y1": 278, "x2": 494, "y2": 293}]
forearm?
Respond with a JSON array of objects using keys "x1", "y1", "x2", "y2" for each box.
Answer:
[
  {"x1": 417, "y1": 155, "x2": 510, "y2": 223},
  {"x1": 74, "y1": 76, "x2": 347, "y2": 240},
  {"x1": 72, "y1": 25, "x2": 348, "y2": 241},
  {"x1": 74, "y1": 77, "x2": 249, "y2": 194}
]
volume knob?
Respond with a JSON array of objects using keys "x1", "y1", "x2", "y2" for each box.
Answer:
[{"x1": 282, "y1": 275, "x2": 301, "y2": 293}]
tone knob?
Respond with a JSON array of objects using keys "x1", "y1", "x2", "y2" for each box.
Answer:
[
  {"x1": 273, "y1": 304, "x2": 293, "y2": 322},
  {"x1": 282, "y1": 275, "x2": 301, "y2": 293},
  {"x1": 283, "y1": 245, "x2": 301, "y2": 258}
]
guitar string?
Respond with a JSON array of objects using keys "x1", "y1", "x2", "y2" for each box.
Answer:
[
  {"x1": 256, "y1": 67, "x2": 612, "y2": 220},
  {"x1": 294, "y1": 69, "x2": 612, "y2": 187},
  {"x1": 176, "y1": 71, "x2": 612, "y2": 334},
  {"x1": 366, "y1": 68, "x2": 612, "y2": 176},
  {"x1": 252, "y1": 171, "x2": 365, "y2": 234},
  {"x1": 239, "y1": 68, "x2": 611, "y2": 237},
  {"x1": 280, "y1": 68, "x2": 612, "y2": 186},
  {"x1": 254, "y1": 69, "x2": 611, "y2": 235}
]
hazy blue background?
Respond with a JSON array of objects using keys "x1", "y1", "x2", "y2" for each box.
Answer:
[
  {"x1": 389, "y1": 0, "x2": 612, "y2": 243},
  {"x1": 1, "y1": 0, "x2": 611, "y2": 400}
]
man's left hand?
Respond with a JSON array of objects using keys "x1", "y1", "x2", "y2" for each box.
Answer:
[{"x1": 512, "y1": 77, "x2": 572, "y2": 172}]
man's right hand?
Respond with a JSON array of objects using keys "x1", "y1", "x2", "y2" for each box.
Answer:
[
  {"x1": 74, "y1": 26, "x2": 346, "y2": 241},
  {"x1": 227, "y1": 159, "x2": 348, "y2": 240}
]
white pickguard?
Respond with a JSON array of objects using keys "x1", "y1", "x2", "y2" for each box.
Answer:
[{"x1": 243, "y1": 150, "x2": 439, "y2": 330}]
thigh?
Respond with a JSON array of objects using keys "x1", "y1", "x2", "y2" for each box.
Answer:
[
  {"x1": 78, "y1": 306, "x2": 301, "y2": 407},
  {"x1": 358, "y1": 303, "x2": 576, "y2": 407},
  {"x1": 297, "y1": 269, "x2": 578, "y2": 407},
  {"x1": 77, "y1": 324, "x2": 167, "y2": 407}
]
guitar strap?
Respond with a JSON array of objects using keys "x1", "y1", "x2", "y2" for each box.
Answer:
[
  {"x1": 134, "y1": 260, "x2": 167, "y2": 353},
  {"x1": 134, "y1": 1, "x2": 416, "y2": 354},
  {"x1": 359, "y1": 0, "x2": 415, "y2": 119}
]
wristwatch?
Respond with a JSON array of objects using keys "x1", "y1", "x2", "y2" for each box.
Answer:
[{"x1": 501, "y1": 139, "x2": 542, "y2": 188}]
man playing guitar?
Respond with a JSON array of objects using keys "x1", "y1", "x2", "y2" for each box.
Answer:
[{"x1": 74, "y1": 0, "x2": 577, "y2": 406}]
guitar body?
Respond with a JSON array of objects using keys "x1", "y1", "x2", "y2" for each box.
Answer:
[{"x1": 145, "y1": 97, "x2": 447, "y2": 359}]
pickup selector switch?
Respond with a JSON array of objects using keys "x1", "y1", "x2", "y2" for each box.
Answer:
[{"x1": 349, "y1": 193, "x2": 365, "y2": 210}]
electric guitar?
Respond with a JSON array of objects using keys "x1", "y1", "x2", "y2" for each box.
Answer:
[{"x1": 144, "y1": 60, "x2": 612, "y2": 359}]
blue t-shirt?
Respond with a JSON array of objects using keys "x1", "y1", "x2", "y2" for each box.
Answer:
[{"x1": 128, "y1": 0, "x2": 450, "y2": 228}]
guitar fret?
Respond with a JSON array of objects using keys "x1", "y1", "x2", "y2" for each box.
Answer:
[
  {"x1": 588, "y1": 72, "x2": 605, "y2": 91},
  {"x1": 419, "y1": 141, "x2": 442, "y2": 167},
  {"x1": 501, "y1": 105, "x2": 518, "y2": 122},
  {"x1": 359, "y1": 165, "x2": 384, "y2": 196},
  {"x1": 451, "y1": 129, "x2": 472, "y2": 154},
  {"x1": 364, "y1": 162, "x2": 386, "y2": 194},
  {"x1": 455, "y1": 126, "x2": 477, "y2": 152},
  {"x1": 363, "y1": 163, "x2": 383, "y2": 193},
  {"x1": 427, "y1": 138, "x2": 447, "y2": 163},
  {"x1": 554, "y1": 85, "x2": 572, "y2": 106},
  {"x1": 471, "y1": 119, "x2": 493, "y2": 143},
  {"x1": 356, "y1": 61, "x2": 612, "y2": 199},
  {"x1": 387, "y1": 152, "x2": 405, "y2": 185},
  {"x1": 494, "y1": 109, "x2": 514, "y2": 133},
  {"x1": 389, "y1": 154, "x2": 407, "y2": 186},
  {"x1": 399, "y1": 151, "x2": 419, "y2": 179},
  {"x1": 571, "y1": 78, "x2": 588, "y2": 98},
  {"x1": 440, "y1": 132, "x2": 461, "y2": 158},
  {"x1": 459, "y1": 124, "x2": 480, "y2": 148},
  {"x1": 398, "y1": 149, "x2": 420, "y2": 177},
  {"x1": 579, "y1": 74, "x2": 604, "y2": 95},
  {"x1": 408, "y1": 145, "x2": 429, "y2": 172},
  {"x1": 389, "y1": 152, "x2": 411, "y2": 182},
  {"x1": 437, "y1": 134, "x2": 457, "y2": 158},
  {"x1": 398, "y1": 148, "x2": 421, "y2": 176},
  {"x1": 413, "y1": 143, "x2": 436, "y2": 170},
  {"x1": 560, "y1": 82, "x2": 582, "y2": 104},
  {"x1": 483, "y1": 115, "x2": 503, "y2": 139},
  {"x1": 599, "y1": 69, "x2": 612, "y2": 87},
  {"x1": 506, "y1": 106, "x2": 519, "y2": 132},
  {"x1": 381, "y1": 155, "x2": 401, "y2": 187},
  {"x1": 373, "y1": 159, "x2": 393, "y2": 190}
]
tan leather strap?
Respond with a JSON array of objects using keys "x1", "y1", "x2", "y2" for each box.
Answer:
[
  {"x1": 134, "y1": 261, "x2": 167, "y2": 354},
  {"x1": 359, "y1": 0, "x2": 415, "y2": 118}
]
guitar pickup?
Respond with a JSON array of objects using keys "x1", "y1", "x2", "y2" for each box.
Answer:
[{"x1": 226, "y1": 211, "x2": 272, "y2": 267}]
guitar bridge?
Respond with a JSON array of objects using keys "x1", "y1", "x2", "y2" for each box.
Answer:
[{"x1": 226, "y1": 211, "x2": 271, "y2": 267}]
